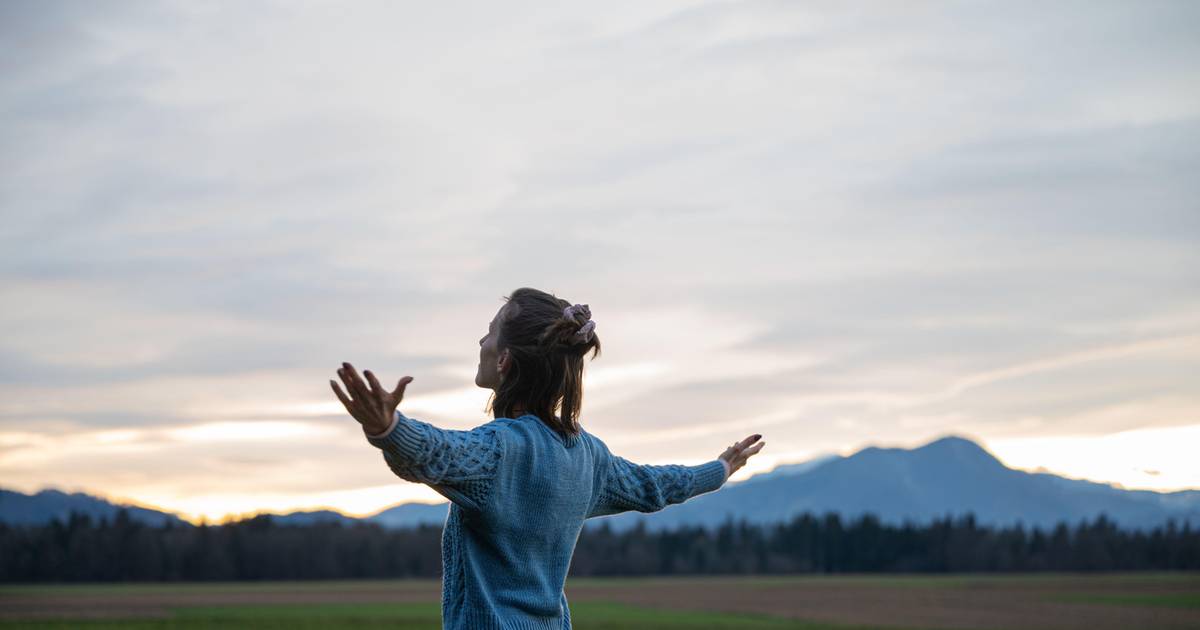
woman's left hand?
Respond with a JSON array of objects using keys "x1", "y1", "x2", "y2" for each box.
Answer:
[
  {"x1": 330, "y1": 362, "x2": 413, "y2": 435},
  {"x1": 719, "y1": 434, "x2": 765, "y2": 478}
]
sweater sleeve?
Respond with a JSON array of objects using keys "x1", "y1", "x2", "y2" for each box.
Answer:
[
  {"x1": 365, "y1": 410, "x2": 504, "y2": 512},
  {"x1": 587, "y1": 439, "x2": 728, "y2": 518}
]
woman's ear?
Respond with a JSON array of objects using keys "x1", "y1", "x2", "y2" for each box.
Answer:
[{"x1": 497, "y1": 348, "x2": 511, "y2": 374}]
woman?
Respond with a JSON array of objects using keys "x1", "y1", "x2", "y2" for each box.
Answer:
[{"x1": 330, "y1": 287, "x2": 765, "y2": 629}]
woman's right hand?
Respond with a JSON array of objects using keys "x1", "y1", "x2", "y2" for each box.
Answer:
[
  {"x1": 720, "y1": 434, "x2": 765, "y2": 478},
  {"x1": 330, "y1": 362, "x2": 413, "y2": 436}
]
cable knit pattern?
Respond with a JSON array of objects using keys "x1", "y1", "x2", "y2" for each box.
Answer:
[
  {"x1": 591, "y1": 456, "x2": 707, "y2": 516},
  {"x1": 368, "y1": 411, "x2": 505, "y2": 513},
  {"x1": 365, "y1": 410, "x2": 728, "y2": 629}
]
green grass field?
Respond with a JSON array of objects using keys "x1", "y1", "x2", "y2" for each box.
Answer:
[
  {"x1": 0, "y1": 601, "x2": 882, "y2": 630},
  {"x1": 3, "y1": 573, "x2": 1198, "y2": 629},
  {"x1": 1049, "y1": 592, "x2": 1200, "y2": 609}
]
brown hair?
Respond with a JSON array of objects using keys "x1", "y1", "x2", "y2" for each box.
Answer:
[{"x1": 487, "y1": 287, "x2": 601, "y2": 437}]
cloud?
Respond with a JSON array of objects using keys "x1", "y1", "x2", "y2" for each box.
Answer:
[{"x1": 1, "y1": 1, "x2": 1197, "y2": 518}]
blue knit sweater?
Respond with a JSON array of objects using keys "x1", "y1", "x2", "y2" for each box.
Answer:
[{"x1": 364, "y1": 410, "x2": 729, "y2": 629}]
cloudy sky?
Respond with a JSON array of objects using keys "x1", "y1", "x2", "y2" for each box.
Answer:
[{"x1": 2, "y1": 0, "x2": 1197, "y2": 523}]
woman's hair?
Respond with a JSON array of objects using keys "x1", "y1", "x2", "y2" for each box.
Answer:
[{"x1": 488, "y1": 287, "x2": 601, "y2": 437}]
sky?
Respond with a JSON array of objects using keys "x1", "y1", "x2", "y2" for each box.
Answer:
[{"x1": 1, "y1": 0, "x2": 1198, "y2": 524}]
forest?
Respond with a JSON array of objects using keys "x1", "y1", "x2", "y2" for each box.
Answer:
[{"x1": 2, "y1": 511, "x2": 1197, "y2": 582}]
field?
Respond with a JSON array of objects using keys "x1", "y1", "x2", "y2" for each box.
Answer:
[{"x1": 1, "y1": 573, "x2": 1198, "y2": 629}]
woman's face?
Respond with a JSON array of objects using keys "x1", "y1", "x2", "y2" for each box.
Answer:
[{"x1": 475, "y1": 303, "x2": 510, "y2": 391}]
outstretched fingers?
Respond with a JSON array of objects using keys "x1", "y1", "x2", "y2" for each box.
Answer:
[
  {"x1": 391, "y1": 376, "x2": 413, "y2": 400},
  {"x1": 738, "y1": 434, "x2": 763, "y2": 450},
  {"x1": 330, "y1": 380, "x2": 354, "y2": 412},
  {"x1": 339, "y1": 362, "x2": 372, "y2": 402},
  {"x1": 724, "y1": 434, "x2": 759, "y2": 451},
  {"x1": 364, "y1": 369, "x2": 385, "y2": 399},
  {"x1": 364, "y1": 370, "x2": 413, "y2": 405},
  {"x1": 330, "y1": 379, "x2": 366, "y2": 427},
  {"x1": 720, "y1": 434, "x2": 768, "y2": 475},
  {"x1": 736, "y1": 441, "x2": 766, "y2": 465},
  {"x1": 727, "y1": 434, "x2": 762, "y2": 457},
  {"x1": 721, "y1": 434, "x2": 766, "y2": 477}
]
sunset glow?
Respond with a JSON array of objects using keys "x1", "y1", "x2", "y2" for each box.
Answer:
[{"x1": 1, "y1": 1, "x2": 1196, "y2": 526}]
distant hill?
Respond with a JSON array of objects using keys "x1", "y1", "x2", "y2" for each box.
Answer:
[
  {"x1": 268, "y1": 509, "x2": 360, "y2": 526},
  {"x1": 0, "y1": 488, "x2": 447, "y2": 529},
  {"x1": 6, "y1": 436, "x2": 1196, "y2": 532},
  {"x1": 0, "y1": 489, "x2": 188, "y2": 527},
  {"x1": 365, "y1": 502, "x2": 449, "y2": 528},
  {"x1": 586, "y1": 435, "x2": 1200, "y2": 532}
]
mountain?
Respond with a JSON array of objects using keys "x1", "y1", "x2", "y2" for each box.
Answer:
[
  {"x1": 0, "y1": 488, "x2": 189, "y2": 527},
  {"x1": 734, "y1": 453, "x2": 842, "y2": 485},
  {"x1": 269, "y1": 509, "x2": 360, "y2": 526},
  {"x1": 365, "y1": 501, "x2": 449, "y2": 528},
  {"x1": 585, "y1": 435, "x2": 1200, "y2": 532},
  {"x1": 0, "y1": 487, "x2": 448, "y2": 529},
  {"x1": 7, "y1": 436, "x2": 1196, "y2": 533}
]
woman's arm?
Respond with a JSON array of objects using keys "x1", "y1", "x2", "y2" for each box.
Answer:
[
  {"x1": 588, "y1": 454, "x2": 728, "y2": 518},
  {"x1": 586, "y1": 434, "x2": 763, "y2": 518},
  {"x1": 365, "y1": 410, "x2": 504, "y2": 511},
  {"x1": 331, "y1": 363, "x2": 503, "y2": 511}
]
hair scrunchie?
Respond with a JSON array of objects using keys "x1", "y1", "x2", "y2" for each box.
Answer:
[{"x1": 562, "y1": 304, "x2": 596, "y2": 345}]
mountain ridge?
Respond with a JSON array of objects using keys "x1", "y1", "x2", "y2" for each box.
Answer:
[{"x1": 4, "y1": 434, "x2": 1196, "y2": 531}]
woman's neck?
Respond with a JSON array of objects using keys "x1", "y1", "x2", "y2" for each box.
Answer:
[{"x1": 496, "y1": 403, "x2": 528, "y2": 419}]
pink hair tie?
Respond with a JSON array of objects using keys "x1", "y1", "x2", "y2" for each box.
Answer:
[
  {"x1": 573, "y1": 320, "x2": 596, "y2": 344},
  {"x1": 563, "y1": 303, "x2": 590, "y2": 320},
  {"x1": 563, "y1": 304, "x2": 596, "y2": 344}
]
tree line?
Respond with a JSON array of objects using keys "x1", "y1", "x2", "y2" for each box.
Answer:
[{"x1": 2, "y1": 510, "x2": 1196, "y2": 582}]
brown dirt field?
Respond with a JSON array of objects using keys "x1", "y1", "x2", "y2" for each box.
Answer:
[
  {"x1": 0, "y1": 584, "x2": 439, "y2": 621},
  {"x1": 564, "y1": 575, "x2": 1200, "y2": 630},
  {"x1": 2, "y1": 574, "x2": 1198, "y2": 629}
]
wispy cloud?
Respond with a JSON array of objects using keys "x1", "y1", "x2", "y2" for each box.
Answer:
[{"x1": 1, "y1": 0, "x2": 1197, "y2": 519}]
